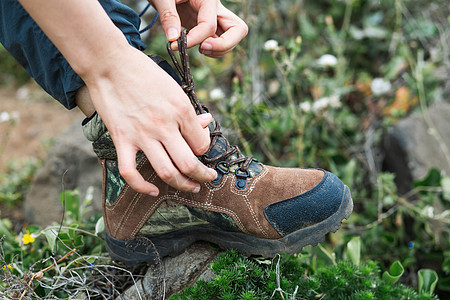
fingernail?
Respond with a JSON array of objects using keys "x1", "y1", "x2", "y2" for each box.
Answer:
[
  {"x1": 199, "y1": 113, "x2": 212, "y2": 121},
  {"x1": 209, "y1": 169, "x2": 218, "y2": 179},
  {"x1": 167, "y1": 28, "x2": 179, "y2": 41},
  {"x1": 150, "y1": 191, "x2": 158, "y2": 197},
  {"x1": 193, "y1": 186, "x2": 200, "y2": 193},
  {"x1": 201, "y1": 50, "x2": 212, "y2": 56},
  {"x1": 201, "y1": 42, "x2": 212, "y2": 50}
]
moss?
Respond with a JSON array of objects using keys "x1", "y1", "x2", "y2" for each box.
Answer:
[{"x1": 170, "y1": 250, "x2": 439, "y2": 300}]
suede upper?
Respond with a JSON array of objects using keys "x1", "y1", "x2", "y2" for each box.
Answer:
[{"x1": 99, "y1": 153, "x2": 329, "y2": 241}]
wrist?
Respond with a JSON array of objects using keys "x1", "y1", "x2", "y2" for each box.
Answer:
[{"x1": 73, "y1": 35, "x2": 132, "y2": 80}]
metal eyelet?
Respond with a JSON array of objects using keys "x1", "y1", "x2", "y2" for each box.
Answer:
[
  {"x1": 235, "y1": 168, "x2": 249, "y2": 189},
  {"x1": 216, "y1": 161, "x2": 230, "y2": 174},
  {"x1": 211, "y1": 161, "x2": 229, "y2": 185}
]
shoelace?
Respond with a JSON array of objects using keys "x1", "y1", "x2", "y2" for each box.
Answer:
[{"x1": 166, "y1": 30, "x2": 254, "y2": 176}]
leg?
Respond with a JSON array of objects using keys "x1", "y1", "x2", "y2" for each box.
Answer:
[
  {"x1": 0, "y1": 0, "x2": 146, "y2": 111},
  {"x1": 75, "y1": 86, "x2": 96, "y2": 117}
]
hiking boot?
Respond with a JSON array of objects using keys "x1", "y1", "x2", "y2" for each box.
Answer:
[{"x1": 82, "y1": 31, "x2": 353, "y2": 265}]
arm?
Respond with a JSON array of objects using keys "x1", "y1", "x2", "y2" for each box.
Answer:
[{"x1": 18, "y1": 0, "x2": 217, "y2": 195}]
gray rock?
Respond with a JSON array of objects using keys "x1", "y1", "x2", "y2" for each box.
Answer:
[
  {"x1": 24, "y1": 119, "x2": 103, "y2": 226},
  {"x1": 119, "y1": 242, "x2": 220, "y2": 299},
  {"x1": 384, "y1": 102, "x2": 450, "y2": 193}
]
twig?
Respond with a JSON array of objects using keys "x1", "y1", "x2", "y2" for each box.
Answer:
[
  {"x1": 18, "y1": 248, "x2": 76, "y2": 300},
  {"x1": 271, "y1": 254, "x2": 285, "y2": 299}
]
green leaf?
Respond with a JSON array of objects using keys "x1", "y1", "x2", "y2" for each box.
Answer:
[
  {"x1": 418, "y1": 269, "x2": 438, "y2": 295},
  {"x1": 43, "y1": 228, "x2": 58, "y2": 251},
  {"x1": 441, "y1": 176, "x2": 450, "y2": 201},
  {"x1": 346, "y1": 236, "x2": 361, "y2": 265},
  {"x1": 68, "y1": 224, "x2": 79, "y2": 240},
  {"x1": 413, "y1": 168, "x2": 441, "y2": 188},
  {"x1": 382, "y1": 261, "x2": 404, "y2": 284},
  {"x1": 318, "y1": 243, "x2": 336, "y2": 266},
  {"x1": 443, "y1": 252, "x2": 450, "y2": 274},
  {"x1": 74, "y1": 235, "x2": 84, "y2": 247},
  {"x1": 95, "y1": 217, "x2": 105, "y2": 236},
  {"x1": 58, "y1": 232, "x2": 72, "y2": 248}
]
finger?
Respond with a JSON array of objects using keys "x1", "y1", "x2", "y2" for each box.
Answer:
[
  {"x1": 163, "y1": 133, "x2": 217, "y2": 184},
  {"x1": 116, "y1": 142, "x2": 160, "y2": 195},
  {"x1": 197, "y1": 112, "x2": 212, "y2": 128},
  {"x1": 199, "y1": 7, "x2": 248, "y2": 57},
  {"x1": 178, "y1": 107, "x2": 212, "y2": 156},
  {"x1": 199, "y1": 24, "x2": 247, "y2": 57},
  {"x1": 152, "y1": 0, "x2": 181, "y2": 41},
  {"x1": 143, "y1": 141, "x2": 204, "y2": 192},
  {"x1": 184, "y1": 0, "x2": 218, "y2": 48}
]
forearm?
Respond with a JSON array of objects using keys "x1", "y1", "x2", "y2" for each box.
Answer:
[{"x1": 18, "y1": 0, "x2": 130, "y2": 79}]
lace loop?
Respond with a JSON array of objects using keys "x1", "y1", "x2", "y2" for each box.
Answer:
[
  {"x1": 167, "y1": 30, "x2": 204, "y2": 114},
  {"x1": 167, "y1": 30, "x2": 255, "y2": 175}
]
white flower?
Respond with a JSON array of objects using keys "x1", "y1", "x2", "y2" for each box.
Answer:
[
  {"x1": 371, "y1": 78, "x2": 391, "y2": 96},
  {"x1": 16, "y1": 87, "x2": 30, "y2": 100},
  {"x1": 328, "y1": 95, "x2": 341, "y2": 108},
  {"x1": 312, "y1": 97, "x2": 329, "y2": 112},
  {"x1": 363, "y1": 27, "x2": 387, "y2": 39},
  {"x1": 299, "y1": 101, "x2": 311, "y2": 113},
  {"x1": 264, "y1": 40, "x2": 279, "y2": 51},
  {"x1": 0, "y1": 111, "x2": 10, "y2": 122},
  {"x1": 317, "y1": 54, "x2": 338, "y2": 67},
  {"x1": 350, "y1": 26, "x2": 365, "y2": 40},
  {"x1": 312, "y1": 95, "x2": 341, "y2": 113},
  {"x1": 209, "y1": 88, "x2": 225, "y2": 100},
  {"x1": 268, "y1": 80, "x2": 280, "y2": 96},
  {"x1": 422, "y1": 206, "x2": 434, "y2": 218}
]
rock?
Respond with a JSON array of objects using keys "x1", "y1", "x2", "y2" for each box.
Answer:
[
  {"x1": 24, "y1": 119, "x2": 103, "y2": 226},
  {"x1": 119, "y1": 242, "x2": 220, "y2": 299},
  {"x1": 384, "y1": 102, "x2": 450, "y2": 193}
]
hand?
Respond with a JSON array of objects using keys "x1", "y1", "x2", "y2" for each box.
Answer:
[
  {"x1": 151, "y1": 0, "x2": 248, "y2": 58},
  {"x1": 84, "y1": 45, "x2": 217, "y2": 196},
  {"x1": 17, "y1": 0, "x2": 216, "y2": 195}
]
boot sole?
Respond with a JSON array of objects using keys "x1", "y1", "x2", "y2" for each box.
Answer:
[{"x1": 105, "y1": 185, "x2": 353, "y2": 265}]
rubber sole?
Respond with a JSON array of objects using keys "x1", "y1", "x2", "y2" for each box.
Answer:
[{"x1": 105, "y1": 186, "x2": 353, "y2": 265}]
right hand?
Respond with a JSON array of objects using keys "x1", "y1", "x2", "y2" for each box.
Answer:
[
  {"x1": 83, "y1": 45, "x2": 217, "y2": 196},
  {"x1": 152, "y1": 0, "x2": 248, "y2": 57}
]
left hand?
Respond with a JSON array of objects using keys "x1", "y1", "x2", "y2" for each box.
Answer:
[{"x1": 151, "y1": 0, "x2": 248, "y2": 58}]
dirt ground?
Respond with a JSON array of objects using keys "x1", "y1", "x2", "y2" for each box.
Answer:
[
  {"x1": 0, "y1": 83, "x2": 84, "y2": 226},
  {"x1": 0, "y1": 83, "x2": 83, "y2": 170}
]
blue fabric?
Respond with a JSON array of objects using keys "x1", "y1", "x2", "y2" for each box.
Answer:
[
  {"x1": 0, "y1": 0, "x2": 146, "y2": 109},
  {"x1": 264, "y1": 171, "x2": 344, "y2": 236}
]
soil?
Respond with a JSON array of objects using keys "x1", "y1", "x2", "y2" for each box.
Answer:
[{"x1": 0, "y1": 82, "x2": 83, "y2": 227}]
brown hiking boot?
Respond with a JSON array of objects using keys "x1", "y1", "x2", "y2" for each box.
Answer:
[{"x1": 82, "y1": 30, "x2": 353, "y2": 265}]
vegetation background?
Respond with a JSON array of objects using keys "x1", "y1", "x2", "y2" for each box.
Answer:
[{"x1": 0, "y1": 0, "x2": 449, "y2": 299}]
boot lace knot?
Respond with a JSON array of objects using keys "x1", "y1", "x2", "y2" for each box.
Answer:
[{"x1": 167, "y1": 30, "x2": 257, "y2": 187}]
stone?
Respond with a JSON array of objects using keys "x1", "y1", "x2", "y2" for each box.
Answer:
[
  {"x1": 119, "y1": 242, "x2": 221, "y2": 299},
  {"x1": 24, "y1": 119, "x2": 103, "y2": 226},
  {"x1": 384, "y1": 102, "x2": 450, "y2": 193}
]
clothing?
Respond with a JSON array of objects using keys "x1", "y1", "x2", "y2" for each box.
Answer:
[{"x1": 0, "y1": 0, "x2": 146, "y2": 109}]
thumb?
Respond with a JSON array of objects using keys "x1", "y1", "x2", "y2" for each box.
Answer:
[{"x1": 153, "y1": 0, "x2": 181, "y2": 41}]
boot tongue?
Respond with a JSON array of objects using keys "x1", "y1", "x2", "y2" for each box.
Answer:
[
  {"x1": 203, "y1": 118, "x2": 227, "y2": 159},
  {"x1": 202, "y1": 118, "x2": 263, "y2": 177}
]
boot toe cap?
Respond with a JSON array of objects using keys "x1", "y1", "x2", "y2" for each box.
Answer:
[{"x1": 264, "y1": 171, "x2": 347, "y2": 236}]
